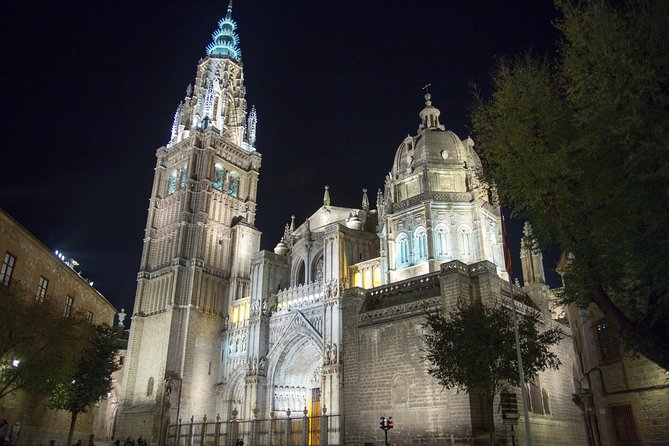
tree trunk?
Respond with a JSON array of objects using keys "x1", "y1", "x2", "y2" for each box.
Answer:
[
  {"x1": 67, "y1": 411, "x2": 78, "y2": 446},
  {"x1": 486, "y1": 395, "x2": 495, "y2": 446}
]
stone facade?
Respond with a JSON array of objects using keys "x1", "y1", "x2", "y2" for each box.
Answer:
[
  {"x1": 0, "y1": 208, "x2": 117, "y2": 445},
  {"x1": 118, "y1": 6, "x2": 588, "y2": 445},
  {"x1": 117, "y1": 4, "x2": 262, "y2": 441},
  {"x1": 568, "y1": 301, "x2": 669, "y2": 445}
]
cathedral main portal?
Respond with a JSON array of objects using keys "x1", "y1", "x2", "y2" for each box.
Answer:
[{"x1": 269, "y1": 334, "x2": 322, "y2": 416}]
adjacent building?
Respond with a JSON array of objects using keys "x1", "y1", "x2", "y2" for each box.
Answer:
[
  {"x1": 562, "y1": 253, "x2": 669, "y2": 445},
  {"x1": 0, "y1": 208, "x2": 117, "y2": 444}
]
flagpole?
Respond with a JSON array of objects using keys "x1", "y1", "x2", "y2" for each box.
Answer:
[{"x1": 501, "y1": 213, "x2": 532, "y2": 446}]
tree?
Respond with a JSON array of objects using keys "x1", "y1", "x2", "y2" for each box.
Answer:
[
  {"x1": 471, "y1": 0, "x2": 669, "y2": 368},
  {"x1": 0, "y1": 284, "x2": 90, "y2": 400},
  {"x1": 423, "y1": 300, "x2": 562, "y2": 444},
  {"x1": 48, "y1": 324, "x2": 119, "y2": 446}
]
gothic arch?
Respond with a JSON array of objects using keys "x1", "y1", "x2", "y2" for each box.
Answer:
[
  {"x1": 265, "y1": 313, "x2": 323, "y2": 413},
  {"x1": 222, "y1": 366, "x2": 247, "y2": 418},
  {"x1": 311, "y1": 250, "x2": 324, "y2": 283},
  {"x1": 293, "y1": 258, "x2": 306, "y2": 286}
]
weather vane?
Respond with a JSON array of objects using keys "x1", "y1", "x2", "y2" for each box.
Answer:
[{"x1": 422, "y1": 83, "x2": 431, "y2": 95}]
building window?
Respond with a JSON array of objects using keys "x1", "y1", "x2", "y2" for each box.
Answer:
[
  {"x1": 213, "y1": 163, "x2": 225, "y2": 190},
  {"x1": 373, "y1": 266, "x2": 382, "y2": 287},
  {"x1": 64, "y1": 295, "x2": 74, "y2": 317},
  {"x1": 1, "y1": 252, "x2": 17, "y2": 286},
  {"x1": 167, "y1": 169, "x2": 178, "y2": 195},
  {"x1": 435, "y1": 226, "x2": 449, "y2": 258},
  {"x1": 86, "y1": 311, "x2": 93, "y2": 322},
  {"x1": 179, "y1": 163, "x2": 188, "y2": 189},
  {"x1": 35, "y1": 276, "x2": 49, "y2": 303},
  {"x1": 364, "y1": 269, "x2": 372, "y2": 289},
  {"x1": 459, "y1": 226, "x2": 471, "y2": 256},
  {"x1": 147, "y1": 377, "x2": 154, "y2": 396},
  {"x1": 595, "y1": 319, "x2": 620, "y2": 362},
  {"x1": 295, "y1": 260, "x2": 306, "y2": 286},
  {"x1": 228, "y1": 171, "x2": 240, "y2": 197},
  {"x1": 119, "y1": 356, "x2": 125, "y2": 365},
  {"x1": 542, "y1": 388, "x2": 551, "y2": 415},
  {"x1": 528, "y1": 380, "x2": 544, "y2": 414},
  {"x1": 414, "y1": 228, "x2": 428, "y2": 262},
  {"x1": 610, "y1": 405, "x2": 639, "y2": 444},
  {"x1": 396, "y1": 234, "x2": 410, "y2": 268},
  {"x1": 354, "y1": 271, "x2": 362, "y2": 288}
]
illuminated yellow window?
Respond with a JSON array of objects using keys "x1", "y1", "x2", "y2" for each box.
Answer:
[
  {"x1": 245, "y1": 303, "x2": 250, "y2": 321},
  {"x1": 373, "y1": 267, "x2": 381, "y2": 287},
  {"x1": 364, "y1": 270, "x2": 372, "y2": 289},
  {"x1": 354, "y1": 271, "x2": 362, "y2": 288},
  {"x1": 232, "y1": 306, "x2": 239, "y2": 324}
]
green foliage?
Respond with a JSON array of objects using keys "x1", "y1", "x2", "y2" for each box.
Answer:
[
  {"x1": 0, "y1": 284, "x2": 91, "y2": 400},
  {"x1": 423, "y1": 300, "x2": 562, "y2": 399},
  {"x1": 48, "y1": 324, "x2": 119, "y2": 416},
  {"x1": 471, "y1": 0, "x2": 669, "y2": 368},
  {"x1": 48, "y1": 323, "x2": 119, "y2": 446}
]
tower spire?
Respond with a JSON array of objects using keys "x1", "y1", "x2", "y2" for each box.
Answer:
[
  {"x1": 206, "y1": 2, "x2": 241, "y2": 60},
  {"x1": 323, "y1": 186, "x2": 331, "y2": 206}
]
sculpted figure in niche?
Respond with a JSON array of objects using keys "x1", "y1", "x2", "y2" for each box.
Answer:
[{"x1": 324, "y1": 344, "x2": 331, "y2": 365}]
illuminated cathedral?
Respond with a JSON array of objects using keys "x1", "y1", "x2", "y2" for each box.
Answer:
[{"x1": 118, "y1": 4, "x2": 586, "y2": 445}]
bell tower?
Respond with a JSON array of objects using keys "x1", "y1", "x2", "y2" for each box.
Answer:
[{"x1": 118, "y1": 3, "x2": 262, "y2": 440}]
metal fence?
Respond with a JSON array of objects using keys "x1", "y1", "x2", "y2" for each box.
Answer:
[{"x1": 165, "y1": 413, "x2": 339, "y2": 446}]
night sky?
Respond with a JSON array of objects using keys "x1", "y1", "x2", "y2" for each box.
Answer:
[{"x1": 2, "y1": 1, "x2": 563, "y2": 316}]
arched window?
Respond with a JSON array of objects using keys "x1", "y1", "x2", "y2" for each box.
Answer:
[
  {"x1": 213, "y1": 163, "x2": 225, "y2": 190},
  {"x1": 295, "y1": 260, "x2": 306, "y2": 286},
  {"x1": 459, "y1": 226, "x2": 472, "y2": 256},
  {"x1": 434, "y1": 226, "x2": 449, "y2": 258},
  {"x1": 312, "y1": 256, "x2": 324, "y2": 282},
  {"x1": 396, "y1": 234, "x2": 410, "y2": 268},
  {"x1": 147, "y1": 377, "x2": 154, "y2": 396},
  {"x1": 228, "y1": 171, "x2": 240, "y2": 197},
  {"x1": 414, "y1": 228, "x2": 428, "y2": 262},
  {"x1": 167, "y1": 170, "x2": 178, "y2": 195},
  {"x1": 364, "y1": 269, "x2": 372, "y2": 289},
  {"x1": 354, "y1": 271, "x2": 362, "y2": 288},
  {"x1": 373, "y1": 266, "x2": 382, "y2": 287},
  {"x1": 179, "y1": 163, "x2": 188, "y2": 189}
]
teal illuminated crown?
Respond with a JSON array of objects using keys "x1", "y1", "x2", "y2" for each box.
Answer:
[{"x1": 206, "y1": 1, "x2": 241, "y2": 60}]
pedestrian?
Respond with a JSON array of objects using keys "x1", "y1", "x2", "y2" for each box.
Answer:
[
  {"x1": 0, "y1": 419, "x2": 8, "y2": 446},
  {"x1": 115, "y1": 438, "x2": 121, "y2": 446},
  {"x1": 76, "y1": 440, "x2": 82, "y2": 446},
  {"x1": 137, "y1": 436, "x2": 144, "y2": 446}
]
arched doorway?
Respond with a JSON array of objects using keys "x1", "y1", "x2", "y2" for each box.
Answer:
[{"x1": 269, "y1": 336, "x2": 322, "y2": 417}]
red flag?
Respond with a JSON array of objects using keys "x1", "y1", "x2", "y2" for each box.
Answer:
[{"x1": 501, "y1": 213, "x2": 513, "y2": 276}]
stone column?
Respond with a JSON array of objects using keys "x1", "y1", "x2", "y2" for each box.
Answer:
[
  {"x1": 283, "y1": 409, "x2": 292, "y2": 446},
  {"x1": 301, "y1": 408, "x2": 309, "y2": 446},
  {"x1": 319, "y1": 407, "x2": 329, "y2": 446}
]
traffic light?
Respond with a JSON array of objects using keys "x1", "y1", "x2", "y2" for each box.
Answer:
[
  {"x1": 379, "y1": 416, "x2": 386, "y2": 430},
  {"x1": 387, "y1": 417, "x2": 394, "y2": 430}
]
